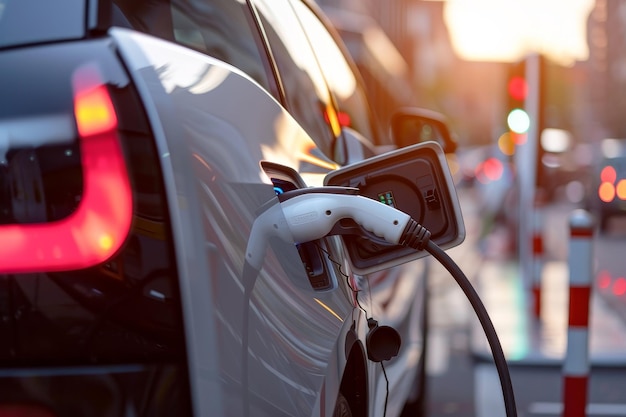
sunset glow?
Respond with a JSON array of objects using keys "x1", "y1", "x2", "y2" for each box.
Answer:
[{"x1": 443, "y1": 0, "x2": 595, "y2": 65}]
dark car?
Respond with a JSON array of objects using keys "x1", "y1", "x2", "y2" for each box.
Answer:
[
  {"x1": 0, "y1": 1, "x2": 462, "y2": 416},
  {"x1": 593, "y1": 138, "x2": 626, "y2": 232}
]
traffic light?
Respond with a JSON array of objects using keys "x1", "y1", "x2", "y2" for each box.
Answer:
[
  {"x1": 504, "y1": 56, "x2": 547, "y2": 189},
  {"x1": 506, "y1": 60, "x2": 530, "y2": 135}
]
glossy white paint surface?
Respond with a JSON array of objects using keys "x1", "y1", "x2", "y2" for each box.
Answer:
[{"x1": 111, "y1": 25, "x2": 427, "y2": 417}]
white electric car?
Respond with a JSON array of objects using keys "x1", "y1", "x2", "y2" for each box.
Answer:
[{"x1": 0, "y1": 1, "x2": 462, "y2": 416}]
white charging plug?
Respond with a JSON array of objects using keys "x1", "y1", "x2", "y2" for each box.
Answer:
[{"x1": 245, "y1": 190, "x2": 412, "y2": 270}]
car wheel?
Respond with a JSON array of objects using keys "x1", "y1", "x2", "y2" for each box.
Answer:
[{"x1": 333, "y1": 392, "x2": 353, "y2": 417}]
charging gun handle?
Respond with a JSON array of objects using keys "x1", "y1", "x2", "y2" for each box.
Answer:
[{"x1": 245, "y1": 188, "x2": 413, "y2": 270}]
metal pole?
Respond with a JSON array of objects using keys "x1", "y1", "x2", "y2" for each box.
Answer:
[
  {"x1": 516, "y1": 54, "x2": 540, "y2": 290},
  {"x1": 531, "y1": 192, "x2": 545, "y2": 319}
]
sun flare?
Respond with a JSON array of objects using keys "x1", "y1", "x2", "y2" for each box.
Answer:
[{"x1": 443, "y1": 0, "x2": 595, "y2": 65}]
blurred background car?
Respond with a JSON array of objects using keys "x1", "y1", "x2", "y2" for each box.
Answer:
[{"x1": 592, "y1": 138, "x2": 626, "y2": 232}]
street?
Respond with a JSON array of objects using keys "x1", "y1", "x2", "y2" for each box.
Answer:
[{"x1": 424, "y1": 185, "x2": 626, "y2": 416}]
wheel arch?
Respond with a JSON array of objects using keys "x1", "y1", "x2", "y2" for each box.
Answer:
[{"x1": 338, "y1": 334, "x2": 368, "y2": 416}]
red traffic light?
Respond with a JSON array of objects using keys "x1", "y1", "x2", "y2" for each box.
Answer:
[{"x1": 508, "y1": 76, "x2": 528, "y2": 101}]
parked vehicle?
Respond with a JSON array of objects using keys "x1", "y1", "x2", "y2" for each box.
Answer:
[
  {"x1": 0, "y1": 1, "x2": 459, "y2": 416},
  {"x1": 593, "y1": 138, "x2": 626, "y2": 232}
]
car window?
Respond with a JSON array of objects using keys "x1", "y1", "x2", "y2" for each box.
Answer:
[
  {"x1": 252, "y1": 0, "x2": 339, "y2": 159},
  {"x1": 0, "y1": 0, "x2": 85, "y2": 50},
  {"x1": 114, "y1": 0, "x2": 275, "y2": 94},
  {"x1": 289, "y1": 0, "x2": 381, "y2": 148}
]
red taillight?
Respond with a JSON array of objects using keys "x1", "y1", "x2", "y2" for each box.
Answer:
[
  {"x1": 600, "y1": 165, "x2": 617, "y2": 183},
  {"x1": 598, "y1": 182, "x2": 616, "y2": 203},
  {"x1": 616, "y1": 179, "x2": 626, "y2": 200},
  {"x1": 0, "y1": 404, "x2": 55, "y2": 417},
  {"x1": 598, "y1": 165, "x2": 626, "y2": 202},
  {"x1": 74, "y1": 84, "x2": 118, "y2": 136},
  {"x1": 0, "y1": 65, "x2": 133, "y2": 273}
]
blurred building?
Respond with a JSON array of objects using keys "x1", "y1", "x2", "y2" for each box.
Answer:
[
  {"x1": 318, "y1": 0, "x2": 623, "y2": 157},
  {"x1": 316, "y1": 0, "x2": 509, "y2": 147},
  {"x1": 587, "y1": 0, "x2": 626, "y2": 141}
]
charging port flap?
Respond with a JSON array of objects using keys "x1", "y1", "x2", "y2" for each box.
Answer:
[{"x1": 324, "y1": 141, "x2": 465, "y2": 275}]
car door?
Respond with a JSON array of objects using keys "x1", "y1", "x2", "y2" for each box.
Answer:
[
  {"x1": 109, "y1": 5, "x2": 365, "y2": 416},
  {"x1": 162, "y1": 0, "x2": 429, "y2": 414},
  {"x1": 289, "y1": 0, "x2": 384, "y2": 150},
  {"x1": 276, "y1": 2, "x2": 431, "y2": 415}
]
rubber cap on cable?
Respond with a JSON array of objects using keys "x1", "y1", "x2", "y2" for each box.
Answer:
[{"x1": 366, "y1": 318, "x2": 401, "y2": 362}]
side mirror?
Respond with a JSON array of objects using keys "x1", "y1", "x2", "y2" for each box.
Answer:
[
  {"x1": 391, "y1": 107, "x2": 458, "y2": 154},
  {"x1": 324, "y1": 141, "x2": 465, "y2": 275}
]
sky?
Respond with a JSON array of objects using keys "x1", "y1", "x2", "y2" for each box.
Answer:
[{"x1": 443, "y1": 0, "x2": 595, "y2": 65}]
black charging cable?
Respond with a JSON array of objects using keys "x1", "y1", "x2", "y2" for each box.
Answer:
[
  {"x1": 400, "y1": 220, "x2": 518, "y2": 417},
  {"x1": 243, "y1": 189, "x2": 517, "y2": 417}
]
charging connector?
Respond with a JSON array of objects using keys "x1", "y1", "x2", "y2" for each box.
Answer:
[
  {"x1": 244, "y1": 187, "x2": 517, "y2": 417},
  {"x1": 246, "y1": 187, "x2": 413, "y2": 270}
]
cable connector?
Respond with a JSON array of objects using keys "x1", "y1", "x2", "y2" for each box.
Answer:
[
  {"x1": 399, "y1": 218, "x2": 431, "y2": 251},
  {"x1": 245, "y1": 188, "x2": 412, "y2": 270}
]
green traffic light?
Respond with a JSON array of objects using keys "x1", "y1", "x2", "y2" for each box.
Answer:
[{"x1": 507, "y1": 108, "x2": 530, "y2": 134}]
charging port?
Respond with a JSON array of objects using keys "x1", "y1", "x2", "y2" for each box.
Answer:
[{"x1": 324, "y1": 142, "x2": 465, "y2": 274}]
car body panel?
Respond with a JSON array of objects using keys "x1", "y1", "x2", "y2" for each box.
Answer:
[{"x1": 111, "y1": 27, "x2": 369, "y2": 416}]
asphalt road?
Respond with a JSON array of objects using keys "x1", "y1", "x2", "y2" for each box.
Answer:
[{"x1": 423, "y1": 186, "x2": 626, "y2": 417}]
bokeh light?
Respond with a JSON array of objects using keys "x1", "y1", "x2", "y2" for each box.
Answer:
[
  {"x1": 475, "y1": 157, "x2": 504, "y2": 184},
  {"x1": 597, "y1": 270, "x2": 612, "y2": 290},
  {"x1": 616, "y1": 179, "x2": 626, "y2": 200},
  {"x1": 507, "y1": 108, "x2": 530, "y2": 134},
  {"x1": 498, "y1": 132, "x2": 516, "y2": 156},
  {"x1": 508, "y1": 76, "x2": 527, "y2": 101},
  {"x1": 600, "y1": 165, "x2": 617, "y2": 183},
  {"x1": 613, "y1": 277, "x2": 626, "y2": 296},
  {"x1": 598, "y1": 182, "x2": 616, "y2": 203}
]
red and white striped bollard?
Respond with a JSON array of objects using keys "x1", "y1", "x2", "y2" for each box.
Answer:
[{"x1": 562, "y1": 209, "x2": 594, "y2": 417}]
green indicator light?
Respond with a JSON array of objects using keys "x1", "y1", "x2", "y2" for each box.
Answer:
[{"x1": 378, "y1": 191, "x2": 396, "y2": 208}]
